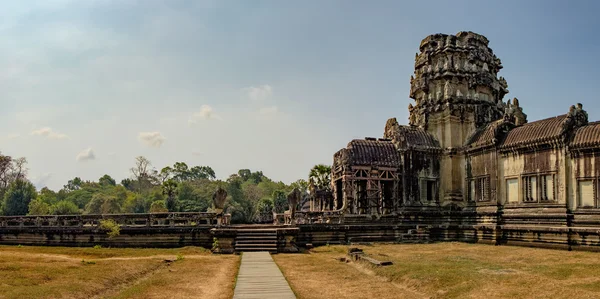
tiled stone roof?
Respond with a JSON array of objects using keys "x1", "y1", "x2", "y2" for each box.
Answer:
[
  {"x1": 384, "y1": 118, "x2": 441, "y2": 151},
  {"x1": 345, "y1": 138, "x2": 401, "y2": 167},
  {"x1": 571, "y1": 121, "x2": 600, "y2": 149},
  {"x1": 500, "y1": 115, "x2": 568, "y2": 149},
  {"x1": 466, "y1": 119, "x2": 505, "y2": 149}
]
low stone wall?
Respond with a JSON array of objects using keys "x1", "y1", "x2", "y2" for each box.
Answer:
[
  {"x1": 0, "y1": 212, "x2": 224, "y2": 248},
  {"x1": 1, "y1": 209, "x2": 600, "y2": 252},
  {"x1": 0, "y1": 226, "x2": 214, "y2": 248}
]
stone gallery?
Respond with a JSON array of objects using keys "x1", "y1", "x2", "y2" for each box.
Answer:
[{"x1": 315, "y1": 31, "x2": 600, "y2": 251}]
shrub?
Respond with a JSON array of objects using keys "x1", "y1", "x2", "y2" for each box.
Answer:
[{"x1": 99, "y1": 219, "x2": 120, "y2": 238}]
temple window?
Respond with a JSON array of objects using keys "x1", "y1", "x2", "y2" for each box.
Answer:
[
  {"x1": 521, "y1": 174, "x2": 556, "y2": 203},
  {"x1": 506, "y1": 178, "x2": 519, "y2": 203},
  {"x1": 420, "y1": 179, "x2": 437, "y2": 202},
  {"x1": 469, "y1": 176, "x2": 489, "y2": 202},
  {"x1": 578, "y1": 179, "x2": 596, "y2": 208},
  {"x1": 522, "y1": 176, "x2": 537, "y2": 202},
  {"x1": 540, "y1": 174, "x2": 555, "y2": 201}
]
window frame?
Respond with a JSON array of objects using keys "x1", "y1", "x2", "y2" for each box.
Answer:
[
  {"x1": 468, "y1": 175, "x2": 490, "y2": 202},
  {"x1": 420, "y1": 178, "x2": 438, "y2": 203},
  {"x1": 577, "y1": 177, "x2": 598, "y2": 209},
  {"x1": 505, "y1": 177, "x2": 519, "y2": 204},
  {"x1": 520, "y1": 172, "x2": 557, "y2": 204}
]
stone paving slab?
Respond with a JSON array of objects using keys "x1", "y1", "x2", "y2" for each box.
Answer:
[{"x1": 233, "y1": 251, "x2": 296, "y2": 299}]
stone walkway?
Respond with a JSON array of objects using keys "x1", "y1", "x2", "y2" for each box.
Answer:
[{"x1": 233, "y1": 252, "x2": 296, "y2": 299}]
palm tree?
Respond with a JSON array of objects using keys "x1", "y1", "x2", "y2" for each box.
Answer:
[
  {"x1": 161, "y1": 179, "x2": 178, "y2": 212},
  {"x1": 308, "y1": 164, "x2": 332, "y2": 191}
]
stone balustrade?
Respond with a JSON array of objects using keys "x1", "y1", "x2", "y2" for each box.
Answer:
[{"x1": 0, "y1": 212, "x2": 231, "y2": 229}]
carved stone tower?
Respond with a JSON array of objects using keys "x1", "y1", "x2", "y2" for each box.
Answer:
[{"x1": 408, "y1": 31, "x2": 509, "y2": 203}]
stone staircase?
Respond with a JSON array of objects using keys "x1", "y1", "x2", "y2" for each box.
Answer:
[{"x1": 235, "y1": 229, "x2": 278, "y2": 253}]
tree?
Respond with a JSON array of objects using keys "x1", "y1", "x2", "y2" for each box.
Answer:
[
  {"x1": 50, "y1": 200, "x2": 80, "y2": 215},
  {"x1": 290, "y1": 179, "x2": 309, "y2": 195},
  {"x1": 121, "y1": 178, "x2": 135, "y2": 191},
  {"x1": 38, "y1": 187, "x2": 59, "y2": 205},
  {"x1": 189, "y1": 166, "x2": 216, "y2": 180},
  {"x1": 172, "y1": 162, "x2": 190, "y2": 182},
  {"x1": 2, "y1": 180, "x2": 37, "y2": 215},
  {"x1": 28, "y1": 199, "x2": 50, "y2": 215},
  {"x1": 85, "y1": 193, "x2": 109, "y2": 214},
  {"x1": 0, "y1": 153, "x2": 13, "y2": 193},
  {"x1": 237, "y1": 169, "x2": 251, "y2": 181},
  {"x1": 64, "y1": 188, "x2": 95, "y2": 209},
  {"x1": 99, "y1": 174, "x2": 116, "y2": 187},
  {"x1": 309, "y1": 164, "x2": 332, "y2": 191},
  {"x1": 130, "y1": 156, "x2": 155, "y2": 193},
  {"x1": 122, "y1": 193, "x2": 147, "y2": 213},
  {"x1": 149, "y1": 200, "x2": 168, "y2": 213},
  {"x1": 64, "y1": 177, "x2": 83, "y2": 192},
  {"x1": 157, "y1": 166, "x2": 173, "y2": 184},
  {"x1": 101, "y1": 196, "x2": 122, "y2": 214},
  {"x1": 256, "y1": 198, "x2": 274, "y2": 222},
  {"x1": 162, "y1": 179, "x2": 178, "y2": 212},
  {"x1": 0, "y1": 154, "x2": 28, "y2": 199},
  {"x1": 272, "y1": 190, "x2": 287, "y2": 213}
]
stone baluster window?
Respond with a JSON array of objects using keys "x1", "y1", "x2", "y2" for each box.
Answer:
[
  {"x1": 469, "y1": 176, "x2": 490, "y2": 202},
  {"x1": 540, "y1": 174, "x2": 555, "y2": 201},
  {"x1": 522, "y1": 176, "x2": 537, "y2": 202}
]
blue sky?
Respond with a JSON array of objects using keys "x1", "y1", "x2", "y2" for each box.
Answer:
[{"x1": 1, "y1": 0, "x2": 599, "y2": 190}]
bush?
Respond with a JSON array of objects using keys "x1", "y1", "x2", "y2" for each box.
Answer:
[
  {"x1": 51, "y1": 200, "x2": 81, "y2": 215},
  {"x1": 149, "y1": 200, "x2": 168, "y2": 213},
  {"x1": 99, "y1": 219, "x2": 120, "y2": 238}
]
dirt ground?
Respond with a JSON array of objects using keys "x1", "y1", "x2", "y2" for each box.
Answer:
[
  {"x1": 0, "y1": 245, "x2": 239, "y2": 299},
  {"x1": 273, "y1": 242, "x2": 600, "y2": 299}
]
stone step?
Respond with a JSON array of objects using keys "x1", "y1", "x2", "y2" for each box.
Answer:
[
  {"x1": 236, "y1": 229, "x2": 278, "y2": 232},
  {"x1": 237, "y1": 234, "x2": 277, "y2": 237},
  {"x1": 235, "y1": 236, "x2": 277, "y2": 240},
  {"x1": 235, "y1": 247, "x2": 278, "y2": 253},
  {"x1": 235, "y1": 242, "x2": 277, "y2": 247}
]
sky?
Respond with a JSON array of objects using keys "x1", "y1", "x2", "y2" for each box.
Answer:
[{"x1": 1, "y1": 0, "x2": 599, "y2": 191}]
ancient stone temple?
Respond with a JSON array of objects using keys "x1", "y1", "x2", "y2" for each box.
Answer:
[
  {"x1": 3, "y1": 31, "x2": 600, "y2": 253},
  {"x1": 317, "y1": 31, "x2": 600, "y2": 250}
]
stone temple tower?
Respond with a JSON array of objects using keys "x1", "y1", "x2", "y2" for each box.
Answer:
[{"x1": 408, "y1": 31, "x2": 509, "y2": 202}]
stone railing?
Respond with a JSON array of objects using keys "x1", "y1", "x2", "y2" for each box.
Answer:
[
  {"x1": 273, "y1": 211, "x2": 344, "y2": 225},
  {"x1": 0, "y1": 212, "x2": 231, "y2": 229}
]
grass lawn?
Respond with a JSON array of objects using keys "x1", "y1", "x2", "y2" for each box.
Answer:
[
  {"x1": 0, "y1": 245, "x2": 240, "y2": 299},
  {"x1": 273, "y1": 242, "x2": 600, "y2": 299}
]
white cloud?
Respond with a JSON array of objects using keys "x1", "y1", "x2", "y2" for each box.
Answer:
[
  {"x1": 76, "y1": 147, "x2": 95, "y2": 162},
  {"x1": 138, "y1": 131, "x2": 165, "y2": 148},
  {"x1": 244, "y1": 85, "x2": 273, "y2": 101},
  {"x1": 189, "y1": 105, "x2": 220, "y2": 124},
  {"x1": 259, "y1": 106, "x2": 279, "y2": 115},
  {"x1": 31, "y1": 127, "x2": 69, "y2": 140},
  {"x1": 192, "y1": 151, "x2": 203, "y2": 156},
  {"x1": 6, "y1": 133, "x2": 20, "y2": 139}
]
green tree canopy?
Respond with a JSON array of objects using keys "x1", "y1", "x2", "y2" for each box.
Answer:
[
  {"x1": 2, "y1": 180, "x2": 37, "y2": 216},
  {"x1": 99, "y1": 174, "x2": 116, "y2": 187},
  {"x1": 51, "y1": 200, "x2": 80, "y2": 215},
  {"x1": 309, "y1": 164, "x2": 332, "y2": 191}
]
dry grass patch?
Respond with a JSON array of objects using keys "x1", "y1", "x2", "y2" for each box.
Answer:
[
  {"x1": 0, "y1": 245, "x2": 239, "y2": 299},
  {"x1": 112, "y1": 254, "x2": 239, "y2": 299},
  {"x1": 274, "y1": 243, "x2": 600, "y2": 299}
]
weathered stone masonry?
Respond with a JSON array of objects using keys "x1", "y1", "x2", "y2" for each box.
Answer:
[{"x1": 307, "y1": 31, "x2": 600, "y2": 251}]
